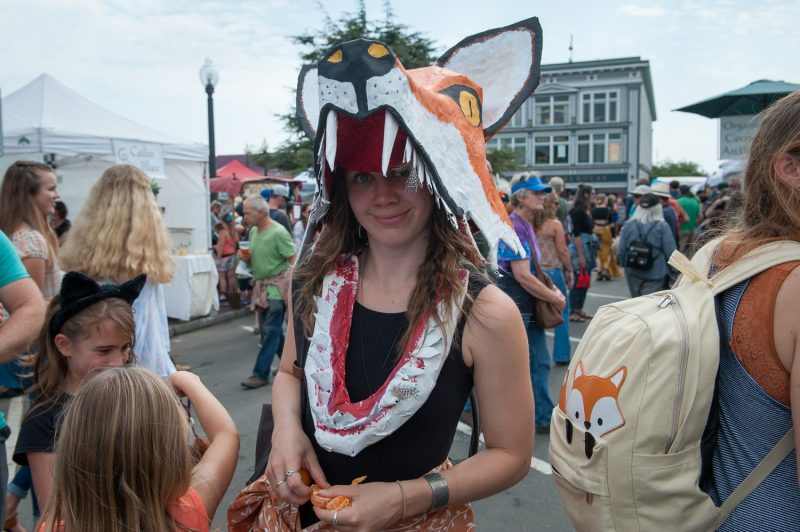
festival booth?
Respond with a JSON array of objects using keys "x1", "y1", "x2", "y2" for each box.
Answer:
[
  {"x1": 209, "y1": 159, "x2": 267, "y2": 198},
  {"x1": 0, "y1": 74, "x2": 219, "y2": 320}
]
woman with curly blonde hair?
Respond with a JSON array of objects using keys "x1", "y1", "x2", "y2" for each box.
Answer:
[{"x1": 60, "y1": 164, "x2": 176, "y2": 376}]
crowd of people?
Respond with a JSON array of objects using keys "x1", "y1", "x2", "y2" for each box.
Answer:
[{"x1": 0, "y1": 24, "x2": 797, "y2": 530}]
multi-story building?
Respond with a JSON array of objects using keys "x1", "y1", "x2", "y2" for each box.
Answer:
[{"x1": 487, "y1": 56, "x2": 656, "y2": 192}]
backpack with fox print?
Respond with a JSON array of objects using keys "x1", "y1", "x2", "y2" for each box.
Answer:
[{"x1": 549, "y1": 239, "x2": 800, "y2": 531}]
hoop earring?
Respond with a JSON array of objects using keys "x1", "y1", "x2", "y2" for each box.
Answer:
[{"x1": 357, "y1": 223, "x2": 364, "y2": 239}]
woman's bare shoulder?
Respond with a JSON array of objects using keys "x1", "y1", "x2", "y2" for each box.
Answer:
[
  {"x1": 464, "y1": 285, "x2": 522, "y2": 339},
  {"x1": 462, "y1": 283, "x2": 526, "y2": 366}
]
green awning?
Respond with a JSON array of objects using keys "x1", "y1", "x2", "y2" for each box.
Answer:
[{"x1": 675, "y1": 79, "x2": 800, "y2": 118}]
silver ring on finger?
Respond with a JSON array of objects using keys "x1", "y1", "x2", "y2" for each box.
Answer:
[
  {"x1": 274, "y1": 478, "x2": 288, "y2": 488},
  {"x1": 333, "y1": 510, "x2": 339, "y2": 527},
  {"x1": 285, "y1": 469, "x2": 296, "y2": 478}
]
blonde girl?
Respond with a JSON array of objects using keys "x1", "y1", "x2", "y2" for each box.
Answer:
[
  {"x1": 60, "y1": 164, "x2": 176, "y2": 376},
  {"x1": 40, "y1": 367, "x2": 239, "y2": 532},
  {"x1": 12, "y1": 272, "x2": 145, "y2": 513}
]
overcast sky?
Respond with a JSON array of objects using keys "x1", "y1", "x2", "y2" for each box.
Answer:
[{"x1": 3, "y1": 0, "x2": 799, "y2": 173}]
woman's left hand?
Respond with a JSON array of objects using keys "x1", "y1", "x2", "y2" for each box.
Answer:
[
  {"x1": 565, "y1": 269, "x2": 574, "y2": 288},
  {"x1": 312, "y1": 482, "x2": 404, "y2": 531}
]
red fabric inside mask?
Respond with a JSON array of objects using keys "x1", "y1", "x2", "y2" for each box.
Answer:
[{"x1": 323, "y1": 112, "x2": 409, "y2": 196}]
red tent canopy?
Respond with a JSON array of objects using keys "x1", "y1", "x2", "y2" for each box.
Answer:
[
  {"x1": 210, "y1": 160, "x2": 266, "y2": 196},
  {"x1": 216, "y1": 159, "x2": 262, "y2": 178}
]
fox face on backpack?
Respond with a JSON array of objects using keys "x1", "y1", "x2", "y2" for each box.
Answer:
[
  {"x1": 549, "y1": 240, "x2": 800, "y2": 531},
  {"x1": 625, "y1": 223, "x2": 657, "y2": 270}
]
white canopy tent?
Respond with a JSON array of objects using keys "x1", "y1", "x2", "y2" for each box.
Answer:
[{"x1": 0, "y1": 74, "x2": 210, "y2": 251}]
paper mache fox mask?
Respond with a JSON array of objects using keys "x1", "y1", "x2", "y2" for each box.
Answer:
[{"x1": 296, "y1": 17, "x2": 543, "y2": 263}]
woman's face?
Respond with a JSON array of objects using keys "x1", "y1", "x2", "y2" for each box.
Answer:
[
  {"x1": 34, "y1": 171, "x2": 59, "y2": 216},
  {"x1": 521, "y1": 189, "x2": 546, "y2": 211},
  {"x1": 57, "y1": 320, "x2": 132, "y2": 383},
  {"x1": 344, "y1": 168, "x2": 434, "y2": 249}
]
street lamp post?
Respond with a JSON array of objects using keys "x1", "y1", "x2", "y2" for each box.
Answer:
[{"x1": 199, "y1": 58, "x2": 219, "y2": 178}]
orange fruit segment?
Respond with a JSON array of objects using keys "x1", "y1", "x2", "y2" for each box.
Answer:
[{"x1": 309, "y1": 475, "x2": 367, "y2": 509}]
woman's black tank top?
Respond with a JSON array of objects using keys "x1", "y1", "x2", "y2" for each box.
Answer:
[{"x1": 297, "y1": 273, "x2": 487, "y2": 526}]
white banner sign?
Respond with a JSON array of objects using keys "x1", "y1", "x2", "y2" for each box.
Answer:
[
  {"x1": 719, "y1": 115, "x2": 759, "y2": 160},
  {"x1": 112, "y1": 140, "x2": 166, "y2": 178}
]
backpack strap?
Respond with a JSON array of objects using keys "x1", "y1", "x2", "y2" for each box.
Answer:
[
  {"x1": 716, "y1": 429, "x2": 794, "y2": 524},
  {"x1": 669, "y1": 239, "x2": 800, "y2": 293}
]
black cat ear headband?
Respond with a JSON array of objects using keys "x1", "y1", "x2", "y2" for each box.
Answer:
[{"x1": 48, "y1": 272, "x2": 147, "y2": 337}]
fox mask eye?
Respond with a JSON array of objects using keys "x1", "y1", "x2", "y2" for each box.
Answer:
[{"x1": 439, "y1": 85, "x2": 482, "y2": 127}]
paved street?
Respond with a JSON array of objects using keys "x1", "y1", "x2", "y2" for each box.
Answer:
[{"x1": 6, "y1": 274, "x2": 632, "y2": 531}]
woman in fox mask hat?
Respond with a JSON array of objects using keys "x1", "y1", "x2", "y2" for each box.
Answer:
[{"x1": 229, "y1": 18, "x2": 543, "y2": 531}]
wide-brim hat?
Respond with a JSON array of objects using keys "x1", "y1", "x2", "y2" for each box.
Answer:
[
  {"x1": 650, "y1": 182, "x2": 671, "y2": 198},
  {"x1": 633, "y1": 184, "x2": 652, "y2": 196}
]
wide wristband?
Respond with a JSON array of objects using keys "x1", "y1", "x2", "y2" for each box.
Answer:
[{"x1": 423, "y1": 472, "x2": 449, "y2": 512}]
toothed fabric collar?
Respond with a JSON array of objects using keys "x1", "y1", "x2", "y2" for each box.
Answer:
[{"x1": 305, "y1": 254, "x2": 466, "y2": 456}]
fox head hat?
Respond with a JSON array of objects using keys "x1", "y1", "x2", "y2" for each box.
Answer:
[{"x1": 295, "y1": 18, "x2": 543, "y2": 264}]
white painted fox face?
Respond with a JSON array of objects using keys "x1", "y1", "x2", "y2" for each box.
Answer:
[{"x1": 296, "y1": 18, "x2": 543, "y2": 263}]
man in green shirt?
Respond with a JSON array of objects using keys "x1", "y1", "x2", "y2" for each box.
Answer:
[
  {"x1": 239, "y1": 197, "x2": 296, "y2": 388},
  {"x1": 677, "y1": 184, "x2": 702, "y2": 255}
]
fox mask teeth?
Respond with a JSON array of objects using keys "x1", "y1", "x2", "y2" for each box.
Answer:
[
  {"x1": 296, "y1": 18, "x2": 544, "y2": 264},
  {"x1": 317, "y1": 108, "x2": 455, "y2": 226}
]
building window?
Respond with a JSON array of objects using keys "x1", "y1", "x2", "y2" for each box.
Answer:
[
  {"x1": 488, "y1": 135, "x2": 527, "y2": 164},
  {"x1": 509, "y1": 106, "x2": 526, "y2": 128},
  {"x1": 534, "y1": 134, "x2": 569, "y2": 165},
  {"x1": 581, "y1": 91, "x2": 619, "y2": 123},
  {"x1": 577, "y1": 132, "x2": 623, "y2": 164},
  {"x1": 534, "y1": 95, "x2": 569, "y2": 125}
]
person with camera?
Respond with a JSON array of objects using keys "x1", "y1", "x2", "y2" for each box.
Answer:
[{"x1": 616, "y1": 193, "x2": 677, "y2": 297}]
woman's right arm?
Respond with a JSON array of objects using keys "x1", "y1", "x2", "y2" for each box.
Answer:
[
  {"x1": 21, "y1": 257, "x2": 46, "y2": 293},
  {"x1": 269, "y1": 292, "x2": 328, "y2": 504},
  {"x1": 509, "y1": 260, "x2": 566, "y2": 311}
]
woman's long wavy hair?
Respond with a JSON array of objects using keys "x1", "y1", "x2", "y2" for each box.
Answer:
[
  {"x1": 293, "y1": 167, "x2": 485, "y2": 353},
  {"x1": 28, "y1": 296, "x2": 136, "y2": 413},
  {"x1": 41, "y1": 367, "x2": 194, "y2": 532},
  {"x1": 572, "y1": 184, "x2": 594, "y2": 215},
  {"x1": 715, "y1": 91, "x2": 800, "y2": 268},
  {"x1": 59, "y1": 164, "x2": 174, "y2": 283},
  {"x1": 0, "y1": 161, "x2": 59, "y2": 259}
]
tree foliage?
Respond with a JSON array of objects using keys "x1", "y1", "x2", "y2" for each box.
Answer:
[
  {"x1": 249, "y1": 0, "x2": 437, "y2": 175},
  {"x1": 652, "y1": 160, "x2": 705, "y2": 178},
  {"x1": 486, "y1": 148, "x2": 525, "y2": 175}
]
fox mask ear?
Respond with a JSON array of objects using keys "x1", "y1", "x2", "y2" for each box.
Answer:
[
  {"x1": 297, "y1": 64, "x2": 320, "y2": 139},
  {"x1": 435, "y1": 17, "x2": 543, "y2": 140}
]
